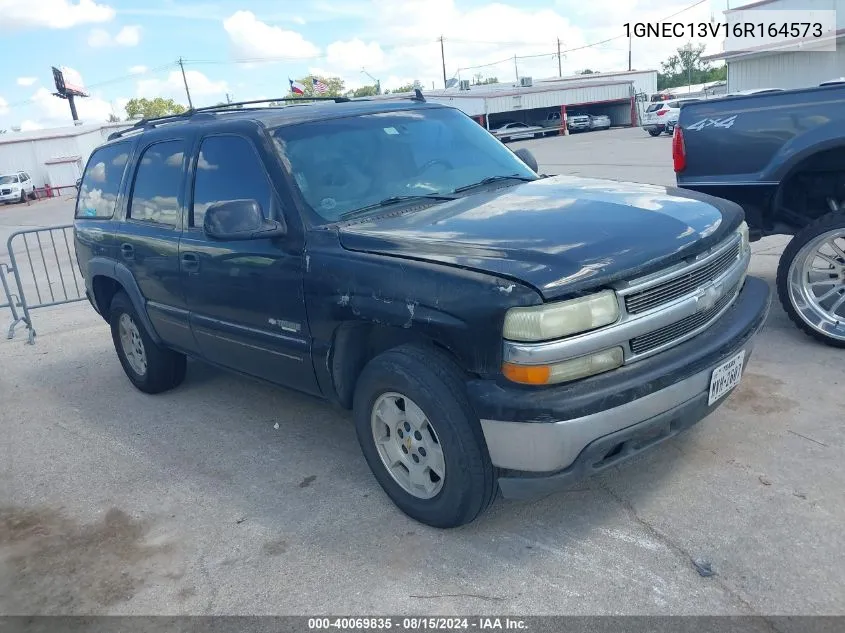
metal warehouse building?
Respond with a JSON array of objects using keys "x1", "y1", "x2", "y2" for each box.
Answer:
[
  {"x1": 0, "y1": 122, "x2": 130, "y2": 193},
  {"x1": 706, "y1": 0, "x2": 845, "y2": 92},
  {"x1": 382, "y1": 70, "x2": 657, "y2": 131}
]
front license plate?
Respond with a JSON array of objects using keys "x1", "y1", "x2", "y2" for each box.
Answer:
[{"x1": 708, "y1": 350, "x2": 745, "y2": 406}]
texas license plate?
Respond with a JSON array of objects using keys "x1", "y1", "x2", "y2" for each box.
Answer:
[{"x1": 708, "y1": 350, "x2": 745, "y2": 405}]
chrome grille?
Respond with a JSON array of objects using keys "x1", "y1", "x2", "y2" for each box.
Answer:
[
  {"x1": 625, "y1": 239, "x2": 741, "y2": 314},
  {"x1": 629, "y1": 283, "x2": 739, "y2": 355},
  {"x1": 1, "y1": 188, "x2": 10, "y2": 195}
]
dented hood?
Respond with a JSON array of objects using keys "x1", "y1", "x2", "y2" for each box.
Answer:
[{"x1": 337, "y1": 175, "x2": 743, "y2": 299}]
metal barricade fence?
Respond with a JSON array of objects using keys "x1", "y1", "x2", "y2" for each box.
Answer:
[{"x1": 1, "y1": 225, "x2": 86, "y2": 344}]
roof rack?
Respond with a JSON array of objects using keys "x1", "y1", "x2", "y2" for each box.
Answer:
[{"x1": 107, "y1": 95, "x2": 354, "y2": 141}]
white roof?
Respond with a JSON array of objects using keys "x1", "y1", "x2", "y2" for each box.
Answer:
[{"x1": 0, "y1": 122, "x2": 130, "y2": 146}]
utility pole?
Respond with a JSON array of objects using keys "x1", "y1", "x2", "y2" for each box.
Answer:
[
  {"x1": 628, "y1": 36, "x2": 632, "y2": 71},
  {"x1": 225, "y1": 93, "x2": 232, "y2": 104},
  {"x1": 557, "y1": 38, "x2": 562, "y2": 77},
  {"x1": 514, "y1": 55, "x2": 519, "y2": 82},
  {"x1": 439, "y1": 36, "x2": 447, "y2": 89},
  {"x1": 178, "y1": 57, "x2": 194, "y2": 109}
]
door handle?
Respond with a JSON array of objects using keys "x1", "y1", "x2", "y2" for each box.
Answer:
[
  {"x1": 120, "y1": 243, "x2": 134, "y2": 260},
  {"x1": 181, "y1": 252, "x2": 200, "y2": 272}
]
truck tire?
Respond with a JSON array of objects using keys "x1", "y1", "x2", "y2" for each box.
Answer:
[
  {"x1": 352, "y1": 344, "x2": 497, "y2": 528},
  {"x1": 109, "y1": 291, "x2": 188, "y2": 393},
  {"x1": 776, "y1": 212, "x2": 845, "y2": 348},
  {"x1": 648, "y1": 129, "x2": 662, "y2": 137}
]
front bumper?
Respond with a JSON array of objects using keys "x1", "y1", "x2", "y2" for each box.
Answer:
[
  {"x1": 467, "y1": 276, "x2": 771, "y2": 499},
  {"x1": 0, "y1": 191, "x2": 22, "y2": 202}
]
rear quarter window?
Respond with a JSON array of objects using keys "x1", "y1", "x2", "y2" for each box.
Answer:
[
  {"x1": 646, "y1": 104, "x2": 662, "y2": 113},
  {"x1": 76, "y1": 143, "x2": 131, "y2": 219}
]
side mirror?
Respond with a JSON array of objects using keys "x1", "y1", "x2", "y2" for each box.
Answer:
[
  {"x1": 203, "y1": 199, "x2": 286, "y2": 241},
  {"x1": 514, "y1": 148, "x2": 538, "y2": 173}
]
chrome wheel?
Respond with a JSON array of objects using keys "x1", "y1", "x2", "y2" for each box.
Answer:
[
  {"x1": 118, "y1": 313, "x2": 147, "y2": 376},
  {"x1": 787, "y1": 228, "x2": 845, "y2": 342},
  {"x1": 370, "y1": 392, "x2": 446, "y2": 500}
]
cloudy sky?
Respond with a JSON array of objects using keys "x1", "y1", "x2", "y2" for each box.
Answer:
[{"x1": 0, "y1": 0, "x2": 733, "y2": 130}]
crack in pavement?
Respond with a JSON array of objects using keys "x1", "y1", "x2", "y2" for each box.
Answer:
[{"x1": 598, "y1": 480, "x2": 784, "y2": 631}]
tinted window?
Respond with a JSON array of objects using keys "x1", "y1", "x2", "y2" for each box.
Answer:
[
  {"x1": 75, "y1": 143, "x2": 130, "y2": 219},
  {"x1": 191, "y1": 136, "x2": 273, "y2": 228},
  {"x1": 273, "y1": 107, "x2": 536, "y2": 222},
  {"x1": 129, "y1": 140, "x2": 185, "y2": 226},
  {"x1": 646, "y1": 104, "x2": 662, "y2": 113}
]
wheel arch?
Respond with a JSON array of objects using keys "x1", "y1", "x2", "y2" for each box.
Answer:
[{"x1": 87, "y1": 258, "x2": 162, "y2": 345}]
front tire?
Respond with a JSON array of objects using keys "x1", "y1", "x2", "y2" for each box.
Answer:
[
  {"x1": 776, "y1": 212, "x2": 845, "y2": 347},
  {"x1": 109, "y1": 291, "x2": 187, "y2": 393},
  {"x1": 353, "y1": 344, "x2": 496, "y2": 528}
]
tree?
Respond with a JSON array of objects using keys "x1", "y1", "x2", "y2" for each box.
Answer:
[
  {"x1": 284, "y1": 75, "x2": 345, "y2": 99},
  {"x1": 386, "y1": 82, "x2": 415, "y2": 94},
  {"x1": 472, "y1": 74, "x2": 499, "y2": 85},
  {"x1": 350, "y1": 84, "x2": 379, "y2": 98},
  {"x1": 657, "y1": 43, "x2": 727, "y2": 91},
  {"x1": 125, "y1": 97, "x2": 187, "y2": 119},
  {"x1": 107, "y1": 113, "x2": 121, "y2": 122}
]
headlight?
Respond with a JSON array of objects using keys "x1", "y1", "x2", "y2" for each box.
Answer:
[
  {"x1": 502, "y1": 347, "x2": 624, "y2": 385},
  {"x1": 503, "y1": 290, "x2": 619, "y2": 342},
  {"x1": 738, "y1": 221, "x2": 749, "y2": 252}
]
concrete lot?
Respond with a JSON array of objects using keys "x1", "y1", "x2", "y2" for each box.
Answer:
[{"x1": 1, "y1": 127, "x2": 843, "y2": 616}]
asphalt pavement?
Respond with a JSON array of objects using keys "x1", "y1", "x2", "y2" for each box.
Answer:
[{"x1": 1, "y1": 127, "x2": 843, "y2": 616}]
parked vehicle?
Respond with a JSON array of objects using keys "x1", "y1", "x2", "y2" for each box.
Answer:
[
  {"x1": 0, "y1": 171, "x2": 36, "y2": 204},
  {"x1": 74, "y1": 97, "x2": 770, "y2": 528},
  {"x1": 643, "y1": 99, "x2": 698, "y2": 136},
  {"x1": 566, "y1": 112, "x2": 591, "y2": 133},
  {"x1": 536, "y1": 111, "x2": 564, "y2": 135},
  {"x1": 492, "y1": 122, "x2": 543, "y2": 142},
  {"x1": 589, "y1": 114, "x2": 611, "y2": 131},
  {"x1": 675, "y1": 83, "x2": 845, "y2": 347}
]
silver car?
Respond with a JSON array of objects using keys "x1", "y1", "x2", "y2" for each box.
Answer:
[
  {"x1": 589, "y1": 114, "x2": 611, "y2": 131},
  {"x1": 492, "y1": 122, "x2": 544, "y2": 142}
]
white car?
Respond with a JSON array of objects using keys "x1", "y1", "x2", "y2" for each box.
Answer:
[
  {"x1": 492, "y1": 122, "x2": 544, "y2": 142},
  {"x1": 642, "y1": 99, "x2": 699, "y2": 136},
  {"x1": 0, "y1": 171, "x2": 36, "y2": 204}
]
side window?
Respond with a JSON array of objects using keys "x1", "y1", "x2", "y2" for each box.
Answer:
[
  {"x1": 128, "y1": 140, "x2": 185, "y2": 227},
  {"x1": 75, "y1": 143, "x2": 130, "y2": 219},
  {"x1": 191, "y1": 136, "x2": 273, "y2": 229}
]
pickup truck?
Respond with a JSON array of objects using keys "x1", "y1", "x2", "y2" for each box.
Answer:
[
  {"x1": 74, "y1": 96, "x2": 770, "y2": 528},
  {"x1": 674, "y1": 84, "x2": 845, "y2": 347}
]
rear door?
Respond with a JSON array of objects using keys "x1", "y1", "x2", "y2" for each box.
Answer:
[
  {"x1": 643, "y1": 103, "x2": 662, "y2": 125},
  {"x1": 179, "y1": 131, "x2": 318, "y2": 394},
  {"x1": 120, "y1": 135, "x2": 195, "y2": 351}
]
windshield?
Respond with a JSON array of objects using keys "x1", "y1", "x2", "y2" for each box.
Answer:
[
  {"x1": 0, "y1": 175, "x2": 20, "y2": 184},
  {"x1": 272, "y1": 107, "x2": 537, "y2": 222}
]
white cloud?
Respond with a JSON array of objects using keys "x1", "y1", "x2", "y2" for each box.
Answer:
[
  {"x1": 313, "y1": 0, "x2": 718, "y2": 93},
  {"x1": 16, "y1": 77, "x2": 38, "y2": 87},
  {"x1": 326, "y1": 39, "x2": 386, "y2": 73},
  {"x1": 20, "y1": 120, "x2": 44, "y2": 131},
  {"x1": 222, "y1": 10, "x2": 320, "y2": 60},
  {"x1": 0, "y1": 97, "x2": 8, "y2": 116},
  {"x1": 1, "y1": 0, "x2": 115, "y2": 31},
  {"x1": 136, "y1": 70, "x2": 228, "y2": 104},
  {"x1": 115, "y1": 25, "x2": 141, "y2": 46},
  {"x1": 88, "y1": 24, "x2": 141, "y2": 47},
  {"x1": 128, "y1": 65, "x2": 148, "y2": 75},
  {"x1": 28, "y1": 86, "x2": 122, "y2": 126}
]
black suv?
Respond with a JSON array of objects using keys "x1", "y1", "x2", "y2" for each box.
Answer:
[{"x1": 74, "y1": 97, "x2": 771, "y2": 528}]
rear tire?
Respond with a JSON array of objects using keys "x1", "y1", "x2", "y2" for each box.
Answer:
[
  {"x1": 648, "y1": 129, "x2": 662, "y2": 137},
  {"x1": 776, "y1": 212, "x2": 845, "y2": 348},
  {"x1": 352, "y1": 344, "x2": 497, "y2": 528},
  {"x1": 109, "y1": 291, "x2": 187, "y2": 393}
]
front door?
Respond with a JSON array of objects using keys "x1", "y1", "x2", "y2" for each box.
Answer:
[{"x1": 179, "y1": 133, "x2": 318, "y2": 395}]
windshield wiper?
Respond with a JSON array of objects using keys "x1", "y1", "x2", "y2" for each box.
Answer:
[
  {"x1": 337, "y1": 194, "x2": 457, "y2": 221},
  {"x1": 452, "y1": 174, "x2": 535, "y2": 194}
]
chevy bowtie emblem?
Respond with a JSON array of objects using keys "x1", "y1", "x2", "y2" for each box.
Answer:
[
  {"x1": 697, "y1": 283, "x2": 721, "y2": 312},
  {"x1": 405, "y1": 437, "x2": 412, "y2": 450}
]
